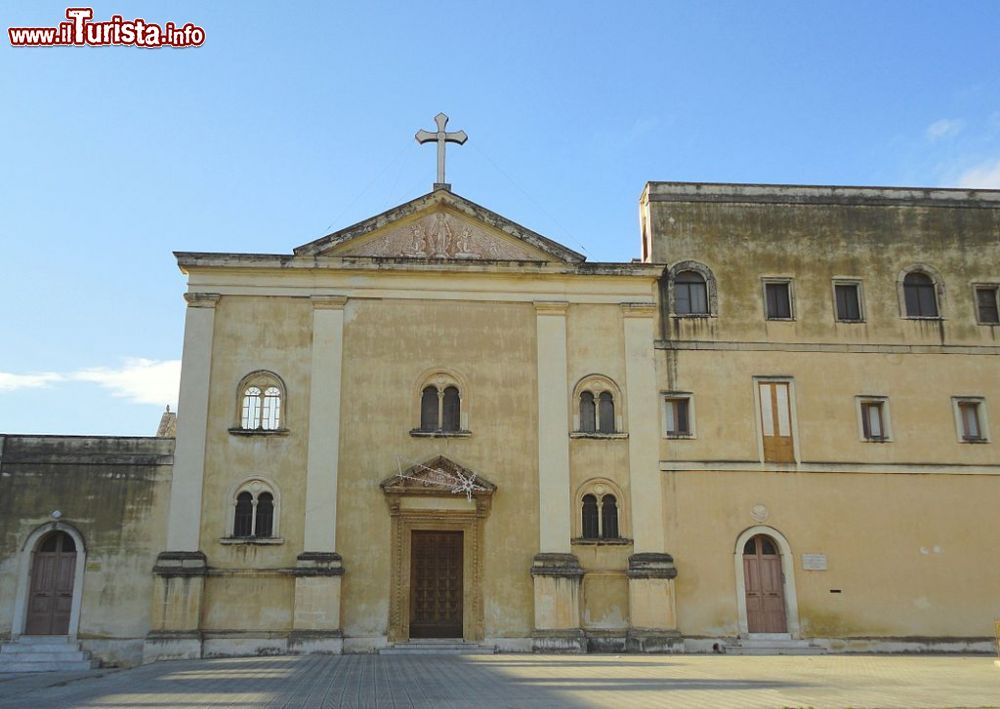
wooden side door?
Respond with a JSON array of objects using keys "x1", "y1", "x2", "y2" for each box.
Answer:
[
  {"x1": 743, "y1": 535, "x2": 787, "y2": 633},
  {"x1": 409, "y1": 531, "x2": 463, "y2": 638},
  {"x1": 759, "y1": 381, "x2": 795, "y2": 463},
  {"x1": 25, "y1": 532, "x2": 76, "y2": 636}
]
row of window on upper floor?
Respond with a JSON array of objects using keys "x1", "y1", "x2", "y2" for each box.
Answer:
[
  {"x1": 662, "y1": 263, "x2": 1000, "y2": 324},
  {"x1": 234, "y1": 369, "x2": 990, "y2": 447},
  {"x1": 662, "y1": 386, "x2": 991, "y2": 456},
  {"x1": 232, "y1": 370, "x2": 627, "y2": 437}
]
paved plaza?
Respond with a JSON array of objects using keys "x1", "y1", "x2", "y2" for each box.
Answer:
[{"x1": 1, "y1": 653, "x2": 999, "y2": 708}]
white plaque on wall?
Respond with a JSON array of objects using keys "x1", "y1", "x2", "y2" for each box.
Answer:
[{"x1": 802, "y1": 553, "x2": 827, "y2": 571}]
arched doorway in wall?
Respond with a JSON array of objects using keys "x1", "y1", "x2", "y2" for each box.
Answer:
[
  {"x1": 742, "y1": 534, "x2": 787, "y2": 633},
  {"x1": 733, "y1": 525, "x2": 800, "y2": 638},
  {"x1": 25, "y1": 531, "x2": 78, "y2": 635}
]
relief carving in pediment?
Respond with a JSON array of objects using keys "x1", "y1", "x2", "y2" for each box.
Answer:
[{"x1": 337, "y1": 211, "x2": 541, "y2": 261}]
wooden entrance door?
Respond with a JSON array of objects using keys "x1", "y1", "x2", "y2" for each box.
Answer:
[
  {"x1": 409, "y1": 531, "x2": 463, "y2": 638},
  {"x1": 743, "y1": 534, "x2": 787, "y2": 633},
  {"x1": 26, "y1": 532, "x2": 77, "y2": 636}
]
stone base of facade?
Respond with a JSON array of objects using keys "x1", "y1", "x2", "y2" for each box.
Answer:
[
  {"x1": 626, "y1": 629, "x2": 684, "y2": 653},
  {"x1": 288, "y1": 629, "x2": 344, "y2": 655},
  {"x1": 143, "y1": 631, "x2": 203, "y2": 663},
  {"x1": 584, "y1": 629, "x2": 628, "y2": 653},
  {"x1": 531, "y1": 628, "x2": 587, "y2": 653},
  {"x1": 79, "y1": 638, "x2": 145, "y2": 668}
]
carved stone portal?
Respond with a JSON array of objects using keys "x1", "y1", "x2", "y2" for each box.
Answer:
[
  {"x1": 339, "y1": 210, "x2": 540, "y2": 261},
  {"x1": 381, "y1": 456, "x2": 495, "y2": 643}
]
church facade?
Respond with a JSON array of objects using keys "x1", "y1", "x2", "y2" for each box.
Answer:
[{"x1": 2, "y1": 177, "x2": 999, "y2": 666}]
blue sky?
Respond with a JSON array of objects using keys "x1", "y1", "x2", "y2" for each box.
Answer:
[{"x1": 2, "y1": 1, "x2": 999, "y2": 435}]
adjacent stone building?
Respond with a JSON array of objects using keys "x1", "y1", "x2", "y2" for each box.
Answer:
[{"x1": 2, "y1": 180, "x2": 998, "y2": 667}]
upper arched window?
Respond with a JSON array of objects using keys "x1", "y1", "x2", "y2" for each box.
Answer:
[
  {"x1": 237, "y1": 371, "x2": 286, "y2": 431},
  {"x1": 663, "y1": 261, "x2": 718, "y2": 321},
  {"x1": 903, "y1": 271, "x2": 939, "y2": 318},
  {"x1": 674, "y1": 270, "x2": 709, "y2": 315},
  {"x1": 573, "y1": 375, "x2": 623, "y2": 435},
  {"x1": 229, "y1": 479, "x2": 280, "y2": 540},
  {"x1": 414, "y1": 371, "x2": 468, "y2": 435}
]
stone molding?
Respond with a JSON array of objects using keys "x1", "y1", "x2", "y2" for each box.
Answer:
[
  {"x1": 311, "y1": 295, "x2": 348, "y2": 310},
  {"x1": 642, "y1": 181, "x2": 1000, "y2": 208},
  {"x1": 534, "y1": 300, "x2": 569, "y2": 315},
  {"x1": 627, "y1": 552, "x2": 678, "y2": 579},
  {"x1": 656, "y1": 338, "x2": 1000, "y2": 355},
  {"x1": 183, "y1": 292, "x2": 220, "y2": 308},
  {"x1": 530, "y1": 553, "x2": 585, "y2": 578},
  {"x1": 620, "y1": 302, "x2": 657, "y2": 318},
  {"x1": 292, "y1": 552, "x2": 345, "y2": 577},
  {"x1": 153, "y1": 551, "x2": 208, "y2": 577}
]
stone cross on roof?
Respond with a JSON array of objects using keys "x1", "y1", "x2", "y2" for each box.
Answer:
[{"x1": 415, "y1": 113, "x2": 467, "y2": 191}]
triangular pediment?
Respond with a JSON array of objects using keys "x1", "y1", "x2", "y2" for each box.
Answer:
[
  {"x1": 379, "y1": 455, "x2": 496, "y2": 498},
  {"x1": 294, "y1": 189, "x2": 584, "y2": 264}
]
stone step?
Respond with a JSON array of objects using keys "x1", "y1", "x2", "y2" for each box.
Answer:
[
  {"x1": 726, "y1": 638, "x2": 825, "y2": 656},
  {"x1": 738, "y1": 639, "x2": 815, "y2": 648},
  {"x1": 12, "y1": 635, "x2": 74, "y2": 645},
  {"x1": 729, "y1": 646, "x2": 826, "y2": 655},
  {"x1": 379, "y1": 642, "x2": 494, "y2": 655},
  {"x1": 2, "y1": 643, "x2": 90, "y2": 655},
  {"x1": 0, "y1": 658, "x2": 96, "y2": 672}
]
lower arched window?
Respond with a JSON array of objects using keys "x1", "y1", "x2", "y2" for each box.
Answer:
[
  {"x1": 580, "y1": 392, "x2": 597, "y2": 433},
  {"x1": 582, "y1": 494, "x2": 599, "y2": 538},
  {"x1": 581, "y1": 493, "x2": 621, "y2": 540},
  {"x1": 601, "y1": 495, "x2": 619, "y2": 538},
  {"x1": 232, "y1": 485, "x2": 277, "y2": 539}
]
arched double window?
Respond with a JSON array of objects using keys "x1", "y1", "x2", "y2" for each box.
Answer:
[
  {"x1": 574, "y1": 376, "x2": 622, "y2": 434},
  {"x1": 230, "y1": 480, "x2": 279, "y2": 539},
  {"x1": 421, "y1": 385, "x2": 462, "y2": 432},
  {"x1": 414, "y1": 370, "x2": 468, "y2": 435},
  {"x1": 581, "y1": 493, "x2": 620, "y2": 540},
  {"x1": 237, "y1": 371, "x2": 286, "y2": 431}
]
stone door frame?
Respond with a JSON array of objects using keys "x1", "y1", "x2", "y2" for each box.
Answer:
[
  {"x1": 385, "y1": 495, "x2": 491, "y2": 643},
  {"x1": 733, "y1": 525, "x2": 800, "y2": 639},
  {"x1": 12, "y1": 522, "x2": 87, "y2": 640}
]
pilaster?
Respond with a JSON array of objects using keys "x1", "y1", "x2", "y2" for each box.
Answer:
[
  {"x1": 534, "y1": 301, "x2": 572, "y2": 553},
  {"x1": 165, "y1": 292, "x2": 219, "y2": 551},
  {"x1": 292, "y1": 295, "x2": 348, "y2": 649},
  {"x1": 530, "y1": 553, "x2": 586, "y2": 653},
  {"x1": 622, "y1": 303, "x2": 681, "y2": 649},
  {"x1": 144, "y1": 551, "x2": 208, "y2": 662}
]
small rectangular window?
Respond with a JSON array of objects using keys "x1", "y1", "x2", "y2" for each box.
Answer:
[
  {"x1": 663, "y1": 394, "x2": 693, "y2": 437},
  {"x1": 765, "y1": 282, "x2": 792, "y2": 319},
  {"x1": 953, "y1": 397, "x2": 989, "y2": 443},
  {"x1": 835, "y1": 283, "x2": 862, "y2": 321},
  {"x1": 958, "y1": 401, "x2": 984, "y2": 441},
  {"x1": 976, "y1": 286, "x2": 1000, "y2": 324},
  {"x1": 859, "y1": 401, "x2": 887, "y2": 441}
]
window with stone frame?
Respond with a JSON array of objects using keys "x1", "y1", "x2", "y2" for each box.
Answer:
[
  {"x1": 953, "y1": 397, "x2": 989, "y2": 443},
  {"x1": 575, "y1": 480, "x2": 627, "y2": 542},
  {"x1": 229, "y1": 480, "x2": 280, "y2": 540},
  {"x1": 573, "y1": 376, "x2": 623, "y2": 436},
  {"x1": 663, "y1": 393, "x2": 694, "y2": 438},
  {"x1": 236, "y1": 371, "x2": 286, "y2": 431},
  {"x1": 903, "y1": 271, "x2": 939, "y2": 318},
  {"x1": 975, "y1": 285, "x2": 1000, "y2": 325},
  {"x1": 763, "y1": 279, "x2": 794, "y2": 320},
  {"x1": 413, "y1": 372, "x2": 469, "y2": 435}
]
